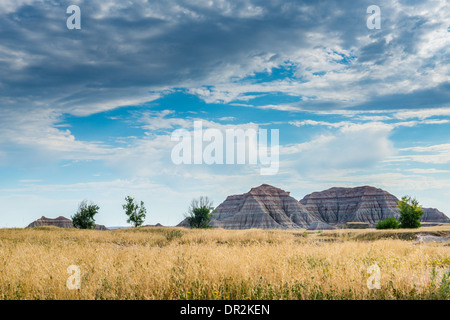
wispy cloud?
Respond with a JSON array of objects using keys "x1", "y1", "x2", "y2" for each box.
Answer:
[{"x1": 390, "y1": 143, "x2": 450, "y2": 164}]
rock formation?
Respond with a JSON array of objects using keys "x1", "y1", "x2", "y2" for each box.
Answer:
[
  {"x1": 178, "y1": 184, "x2": 319, "y2": 229},
  {"x1": 178, "y1": 184, "x2": 450, "y2": 230},
  {"x1": 299, "y1": 186, "x2": 450, "y2": 227},
  {"x1": 422, "y1": 208, "x2": 450, "y2": 224},
  {"x1": 27, "y1": 216, "x2": 108, "y2": 230},
  {"x1": 299, "y1": 186, "x2": 399, "y2": 226}
]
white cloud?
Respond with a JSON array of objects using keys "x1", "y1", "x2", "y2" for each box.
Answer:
[
  {"x1": 254, "y1": 104, "x2": 303, "y2": 112},
  {"x1": 283, "y1": 122, "x2": 395, "y2": 172},
  {"x1": 405, "y1": 168, "x2": 450, "y2": 174},
  {"x1": 288, "y1": 117, "x2": 449, "y2": 131},
  {"x1": 0, "y1": 0, "x2": 43, "y2": 14},
  {"x1": 139, "y1": 110, "x2": 192, "y2": 131},
  {"x1": 281, "y1": 135, "x2": 336, "y2": 155},
  {"x1": 400, "y1": 143, "x2": 450, "y2": 153},
  {"x1": 289, "y1": 120, "x2": 352, "y2": 128},
  {"x1": 0, "y1": 108, "x2": 117, "y2": 162},
  {"x1": 217, "y1": 116, "x2": 236, "y2": 121},
  {"x1": 355, "y1": 115, "x2": 393, "y2": 121},
  {"x1": 393, "y1": 107, "x2": 450, "y2": 120},
  {"x1": 390, "y1": 143, "x2": 450, "y2": 164},
  {"x1": 66, "y1": 93, "x2": 162, "y2": 117}
]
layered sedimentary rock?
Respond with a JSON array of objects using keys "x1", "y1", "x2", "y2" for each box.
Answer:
[
  {"x1": 179, "y1": 184, "x2": 318, "y2": 229},
  {"x1": 299, "y1": 186, "x2": 399, "y2": 226},
  {"x1": 178, "y1": 184, "x2": 450, "y2": 230},
  {"x1": 28, "y1": 216, "x2": 73, "y2": 228},
  {"x1": 27, "y1": 216, "x2": 108, "y2": 230},
  {"x1": 300, "y1": 186, "x2": 450, "y2": 226},
  {"x1": 422, "y1": 208, "x2": 450, "y2": 223}
]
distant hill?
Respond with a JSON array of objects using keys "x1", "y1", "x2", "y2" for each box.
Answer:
[{"x1": 27, "y1": 216, "x2": 108, "y2": 230}]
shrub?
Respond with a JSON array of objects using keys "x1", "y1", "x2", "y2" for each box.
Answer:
[
  {"x1": 376, "y1": 217, "x2": 400, "y2": 229},
  {"x1": 71, "y1": 200, "x2": 99, "y2": 229},
  {"x1": 186, "y1": 196, "x2": 215, "y2": 228},
  {"x1": 398, "y1": 196, "x2": 424, "y2": 229}
]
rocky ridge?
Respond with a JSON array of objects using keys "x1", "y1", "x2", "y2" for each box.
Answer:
[{"x1": 178, "y1": 184, "x2": 450, "y2": 230}]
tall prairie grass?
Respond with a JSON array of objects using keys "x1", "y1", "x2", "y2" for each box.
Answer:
[{"x1": 0, "y1": 226, "x2": 449, "y2": 300}]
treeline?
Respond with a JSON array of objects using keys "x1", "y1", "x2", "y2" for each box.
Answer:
[{"x1": 71, "y1": 196, "x2": 147, "y2": 229}]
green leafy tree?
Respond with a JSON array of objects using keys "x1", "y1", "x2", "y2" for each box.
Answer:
[
  {"x1": 72, "y1": 200, "x2": 99, "y2": 229},
  {"x1": 398, "y1": 196, "x2": 424, "y2": 229},
  {"x1": 122, "y1": 196, "x2": 147, "y2": 227},
  {"x1": 186, "y1": 196, "x2": 215, "y2": 228},
  {"x1": 376, "y1": 216, "x2": 400, "y2": 229}
]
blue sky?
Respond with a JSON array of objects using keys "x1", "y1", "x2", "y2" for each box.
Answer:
[{"x1": 0, "y1": 0, "x2": 449, "y2": 227}]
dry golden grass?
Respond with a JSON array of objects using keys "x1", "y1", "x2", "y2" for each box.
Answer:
[{"x1": 0, "y1": 226, "x2": 449, "y2": 300}]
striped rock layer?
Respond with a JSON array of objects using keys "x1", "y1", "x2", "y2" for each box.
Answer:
[
  {"x1": 27, "y1": 216, "x2": 108, "y2": 230},
  {"x1": 178, "y1": 184, "x2": 318, "y2": 229},
  {"x1": 300, "y1": 186, "x2": 450, "y2": 227},
  {"x1": 421, "y1": 208, "x2": 450, "y2": 223}
]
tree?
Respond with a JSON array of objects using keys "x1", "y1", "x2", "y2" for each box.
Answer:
[
  {"x1": 398, "y1": 196, "x2": 424, "y2": 229},
  {"x1": 122, "y1": 196, "x2": 147, "y2": 228},
  {"x1": 376, "y1": 216, "x2": 400, "y2": 229},
  {"x1": 186, "y1": 196, "x2": 215, "y2": 228},
  {"x1": 72, "y1": 200, "x2": 99, "y2": 229}
]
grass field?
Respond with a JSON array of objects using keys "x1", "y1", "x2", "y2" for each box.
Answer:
[{"x1": 0, "y1": 226, "x2": 449, "y2": 300}]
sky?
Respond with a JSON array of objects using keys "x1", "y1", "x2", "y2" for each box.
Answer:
[{"x1": 0, "y1": 0, "x2": 449, "y2": 228}]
